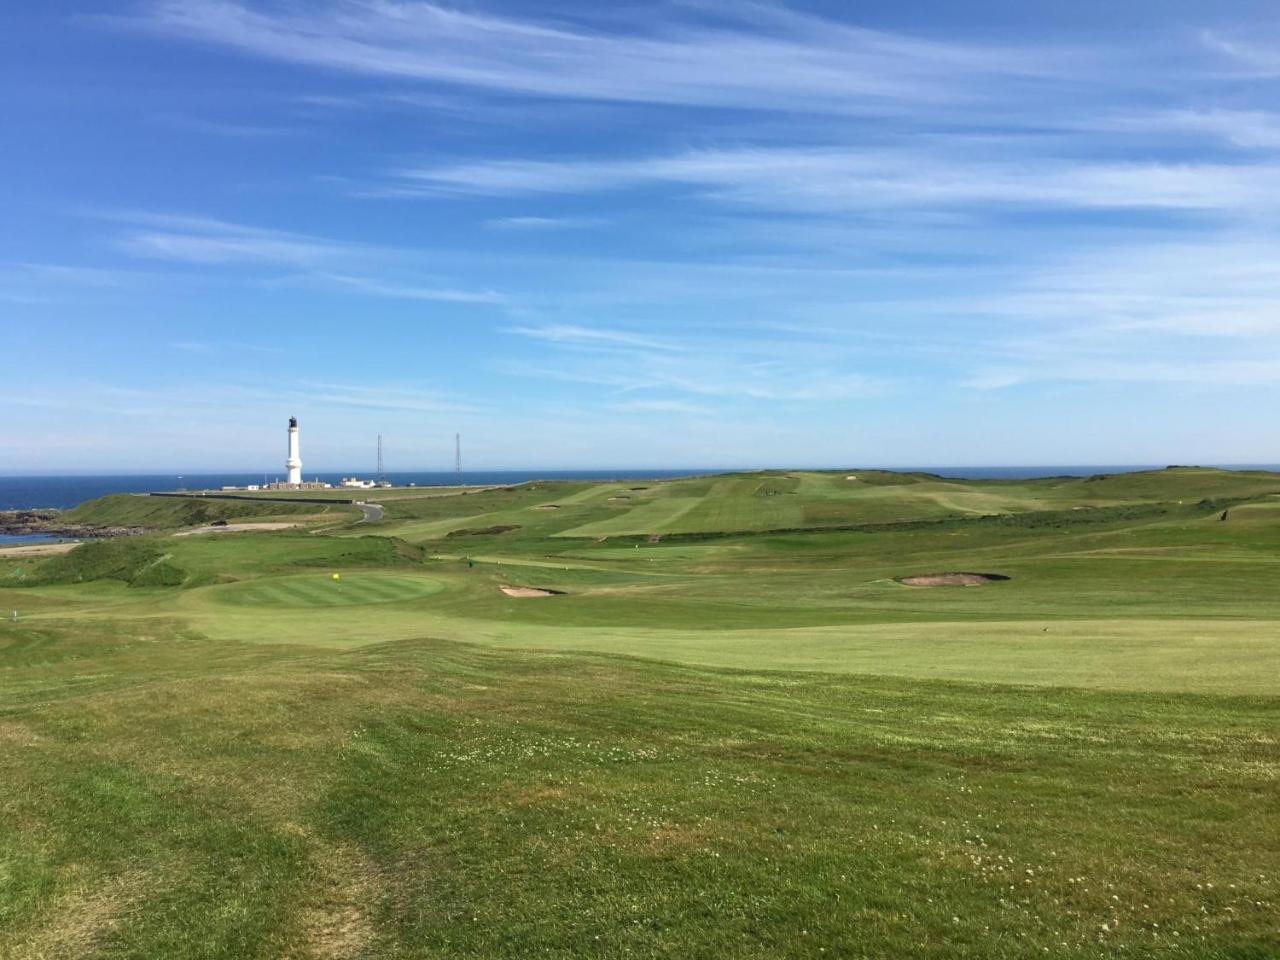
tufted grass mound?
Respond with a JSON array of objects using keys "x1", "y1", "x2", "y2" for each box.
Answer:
[
  {"x1": 64, "y1": 494, "x2": 357, "y2": 530},
  {"x1": 17, "y1": 538, "x2": 186, "y2": 588}
]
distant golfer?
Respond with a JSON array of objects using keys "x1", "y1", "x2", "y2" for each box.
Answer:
[{"x1": 10, "y1": 610, "x2": 17, "y2": 623}]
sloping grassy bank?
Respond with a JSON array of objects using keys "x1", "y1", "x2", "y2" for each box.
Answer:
[
  {"x1": 6, "y1": 533, "x2": 425, "y2": 590},
  {"x1": 63, "y1": 495, "x2": 357, "y2": 530},
  {"x1": 0, "y1": 631, "x2": 1275, "y2": 959}
]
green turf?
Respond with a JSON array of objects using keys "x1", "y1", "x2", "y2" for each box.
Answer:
[
  {"x1": 213, "y1": 573, "x2": 446, "y2": 608},
  {"x1": 64, "y1": 494, "x2": 358, "y2": 529},
  {"x1": 2, "y1": 467, "x2": 1278, "y2": 958}
]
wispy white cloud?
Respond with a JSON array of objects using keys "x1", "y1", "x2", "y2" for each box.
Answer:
[
  {"x1": 0, "y1": 262, "x2": 136, "y2": 303},
  {"x1": 504, "y1": 322, "x2": 903, "y2": 404},
  {"x1": 58, "y1": 378, "x2": 476, "y2": 420},
  {"x1": 501, "y1": 347, "x2": 889, "y2": 403},
  {"x1": 170, "y1": 339, "x2": 283, "y2": 354},
  {"x1": 950, "y1": 236, "x2": 1280, "y2": 388},
  {"x1": 96, "y1": 210, "x2": 505, "y2": 305},
  {"x1": 298, "y1": 380, "x2": 476, "y2": 415},
  {"x1": 1114, "y1": 108, "x2": 1280, "y2": 150},
  {"x1": 395, "y1": 147, "x2": 1280, "y2": 214},
  {"x1": 977, "y1": 238, "x2": 1280, "y2": 337},
  {"x1": 507, "y1": 323, "x2": 679, "y2": 352},
  {"x1": 613, "y1": 398, "x2": 715, "y2": 416},
  {"x1": 7, "y1": 262, "x2": 131, "y2": 286},
  {"x1": 111, "y1": 212, "x2": 356, "y2": 265},
  {"x1": 129, "y1": 0, "x2": 1074, "y2": 114},
  {"x1": 965, "y1": 358, "x2": 1280, "y2": 390},
  {"x1": 154, "y1": 113, "x2": 302, "y2": 137},
  {"x1": 485, "y1": 216, "x2": 604, "y2": 230},
  {"x1": 315, "y1": 272, "x2": 506, "y2": 304},
  {"x1": 1200, "y1": 27, "x2": 1280, "y2": 77}
]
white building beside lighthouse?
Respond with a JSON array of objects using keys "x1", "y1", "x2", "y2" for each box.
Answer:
[{"x1": 286, "y1": 416, "x2": 303, "y2": 485}]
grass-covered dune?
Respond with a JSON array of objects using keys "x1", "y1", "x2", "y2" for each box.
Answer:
[
  {"x1": 63, "y1": 493, "x2": 358, "y2": 530},
  {"x1": 324, "y1": 466, "x2": 1280, "y2": 542},
  {"x1": 13, "y1": 533, "x2": 422, "y2": 589},
  {"x1": 1, "y1": 467, "x2": 1278, "y2": 958}
]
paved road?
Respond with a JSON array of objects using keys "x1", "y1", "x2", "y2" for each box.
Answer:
[{"x1": 357, "y1": 502, "x2": 384, "y2": 524}]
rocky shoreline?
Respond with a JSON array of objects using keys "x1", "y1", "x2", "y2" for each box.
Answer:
[{"x1": 0, "y1": 509, "x2": 144, "y2": 539}]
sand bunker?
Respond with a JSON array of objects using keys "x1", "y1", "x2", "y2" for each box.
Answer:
[
  {"x1": 500, "y1": 585, "x2": 565, "y2": 598},
  {"x1": 845, "y1": 475, "x2": 860, "y2": 481},
  {"x1": 0, "y1": 541, "x2": 80, "y2": 558},
  {"x1": 534, "y1": 505, "x2": 561, "y2": 511},
  {"x1": 898, "y1": 572, "x2": 1010, "y2": 587},
  {"x1": 174, "y1": 522, "x2": 300, "y2": 537}
]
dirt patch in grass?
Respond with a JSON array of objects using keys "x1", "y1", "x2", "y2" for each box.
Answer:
[
  {"x1": 0, "y1": 541, "x2": 79, "y2": 558},
  {"x1": 0, "y1": 720, "x2": 42, "y2": 745},
  {"x1": 297, "y1": 843, "x2": 378, "y2": 960},
  {"x1": 507, "y1": 783, "x2": 573, "y2": 805},
  {"x1": 643, "y1": 822, "x2": 715, "y2": 855},
  {"x1": 500, "y1": 585, "x2": 566, "y2": 598},
  {"x1": 13, "y1": 871, "x2": 149, "y2": 960},
  {"x1": 898, "y1": 572, "x2": 1011, "y2": 587}
]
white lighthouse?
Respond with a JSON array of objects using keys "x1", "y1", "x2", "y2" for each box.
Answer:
[{"x1": 285, "y1": 416, "x2": 302, "y2": 485}]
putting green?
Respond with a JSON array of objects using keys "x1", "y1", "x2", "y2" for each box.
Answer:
[{"x1": 212, "y1": 573, "x2": 446, "y2": 608}]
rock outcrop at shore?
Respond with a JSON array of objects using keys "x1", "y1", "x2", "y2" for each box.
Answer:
[{"x1": 0, "y1": 509, "x2": 145, "y2": 539}]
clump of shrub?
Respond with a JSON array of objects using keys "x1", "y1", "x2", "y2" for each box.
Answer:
[{"x1": 21, "y1": 539, "x2": 188, "y2": 588}]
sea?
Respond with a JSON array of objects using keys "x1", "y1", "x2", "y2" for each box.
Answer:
[
  {"x1": 0, "y1": 470, "x2": 703, "y2": 511},
  {"x1": 0, "y1": 533, "x2": 72, "y2": 547},
  {"x1": 1, "y1": 466, "x2": 1277, "y2": 512}
]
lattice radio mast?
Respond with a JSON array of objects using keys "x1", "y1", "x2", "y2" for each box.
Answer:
[
  {"x1": 455, "y1": 433, "x2": 462, "y2": 486},
  {"x1": 376, "y1": 434, "x2": 385, "y2": 483}
]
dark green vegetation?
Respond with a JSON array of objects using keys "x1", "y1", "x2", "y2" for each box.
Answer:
[
  {"x1": 63, "y1": 493, "x2": 357, "y2": 530},
  {"x1": 2, "y1": 468, "x2": 1278, "y2": 958},
  {"x1": 23, "y1": 538, "x2": 190, "y2": 587}
]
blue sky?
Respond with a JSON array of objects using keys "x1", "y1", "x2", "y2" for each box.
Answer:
[{"x1": 4, "y1": 1, "x2": 1280, "y2": 472}]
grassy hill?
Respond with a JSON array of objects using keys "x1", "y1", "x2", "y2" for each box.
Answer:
[
  {"x1": 338, "y1": 467, "x2": 1280, "y2": 543},
  {"x1": 1, "y1": 467, "x2": 1278, "y2": 957},
  {"x1": 63, "y1": 494, "x2": 358, "y2": 529}
]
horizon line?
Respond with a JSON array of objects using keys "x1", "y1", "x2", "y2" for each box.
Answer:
[{"x1": 3, "y1": 463, "x2": 1278, "y2": 479}]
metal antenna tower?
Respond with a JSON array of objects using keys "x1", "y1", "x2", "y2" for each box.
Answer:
[
  {"x1": 455, "y1": 433, "x2": 462, "y2": 486},
  {"x1": 376, "y1": 434, "x2": 385, "y2": 482}
]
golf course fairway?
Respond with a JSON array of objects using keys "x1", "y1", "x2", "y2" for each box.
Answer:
[{"x1": 1, "y1": 468, "x2": 1277, "y2": 958}]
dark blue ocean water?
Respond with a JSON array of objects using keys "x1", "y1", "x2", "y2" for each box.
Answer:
[
  {"x1": 1, "y1": 466, "x2": 1277, "y2": 511},
  {"x1": 0, "y1": 533, "x2": 72, "y2": 546},
  {"x1": 0, "y1": 470, "x2": 704, "y2": 510}
]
